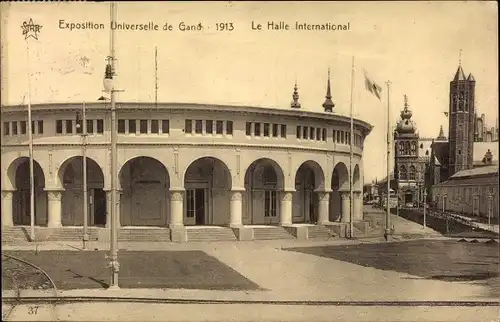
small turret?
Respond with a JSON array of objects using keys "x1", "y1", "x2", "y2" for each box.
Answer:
[{"x1": 322, "y1": 68, "x2": 335, "y2": 113}]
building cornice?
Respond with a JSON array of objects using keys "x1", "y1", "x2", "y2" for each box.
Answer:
[
  {"x1": 0, "y1": 142, "x2": 364, "y2": 157},
  {"x1": 1, "y1": 102, "x2": 373, "y2": 135}
]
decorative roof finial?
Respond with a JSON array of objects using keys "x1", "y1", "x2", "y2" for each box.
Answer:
[
  {"x1": 322, "y1": 67, "x2": 335, "y2": 112},
  {"x1": 291, "y1": 79, "x2": 301, "y2": 109},
  {"x1": 437, "y1": 125, "x2": 446, "y2": 141},
  {"x1": 459, "y1": 49, "x2": 462, "y2": 67},
  {"x1": 404, "y1": 94, "x2": 409, "y2": 110}
]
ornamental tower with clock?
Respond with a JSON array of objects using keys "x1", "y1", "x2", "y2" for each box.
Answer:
[{"x1": 448, "y1": 62, "x2": 476, "y2": 176}]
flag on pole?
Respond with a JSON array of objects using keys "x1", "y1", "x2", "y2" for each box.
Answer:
[{"x1": 364, "y1": 70, "x2": 382, "y2": 100}]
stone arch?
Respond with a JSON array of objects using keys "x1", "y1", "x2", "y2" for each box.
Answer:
[
  {"x1": 292, "y1": 160, "x2": 326, "y2": 223},
  {"x1": 243, "y1": 158, "x2": 285, "y2": 225},
  {"x1": 57, "y1": 156, "x2": 106, "y2": 226},
  {"x1": 183, "y1": 157, "x2": 232, "y2": 226},
  {"x1": 329, "y1": 162, "x2": 349, "y2": 222},
  {"x1": 119, "y1": 156, "x2": 171, "y2": 227},
  {"x1": 6, "y1": 157, "x2": 47, "y2": 226},
  {"x1": 292, "y1": 160, "x2": 326, "y2": 191}
]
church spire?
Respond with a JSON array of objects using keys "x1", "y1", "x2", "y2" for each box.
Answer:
[
  {"x1": 322, "y1": 68, "x2": 335, "y2": 112},
  {"x1": 453, "y1": 49, "x2": 466, "y2": 81},
  {"x1": 437, "y1": 125, "x2": 446, "y2": 141},
  {"x1": 291, "y1": 80, "x2": 301, "y2": 109}
]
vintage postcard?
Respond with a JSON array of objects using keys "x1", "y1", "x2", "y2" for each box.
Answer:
[{"x1": 1, "y1": 1, "x2": 498, "y2": 321}]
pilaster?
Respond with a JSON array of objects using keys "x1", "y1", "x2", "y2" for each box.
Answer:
[{"x1": 1, "y1": 189, "x2": 16, "y2": 227}]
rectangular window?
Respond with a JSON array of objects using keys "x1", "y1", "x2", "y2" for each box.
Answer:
[
  {"x1": 20, "y1": 121, "x2": 27, "y2": 134},
  {"x1": 226, "y1": 121, "x2": 233, "y2": 135},
  {"x1": 254, "y1": 123, "x2": 261, "y2": 136},
  {"x1": 140, "y1": 120, "x2": 148, "y2": 134},
  {"x1": 37, "y1": 120, "x2": 43, "y2": 134},
  {"x1": 302, "y1": 126, "x2": 308, "y2": 139},
  {"x1": 272, "y1": 124, "x2": 278, "y2": 137},
  {"x1": 31, "y1": 121, "x2": 35, "y2": 134},
  {"x1": 151, "y1": 120, "x2": 159, "y2": 133},
  {"x1": 296, "y1": 126, "x2": 301, "y2": 139},
  {"x1": 118, "y1": 120, "x2": 126, "y2": 133},
  {"x1": 264, "y1": 191, "x2": 277, "y2": 217},
  {"x1": 310, "y1": 127, "x2": 315, "y2": 140},
  {"x1": 280, "y1": 124, "x2": 286, "y2": 138},
  {"x1": 56, "y1": 120, "x2": 62, "y2": 134},
  {"x1": 322, "y1": 128, "x2": 327, "y2": 141},
  {"x1": 195, "y1": 120, "x2": 203, "y2": 134},
  {"x1": 86, "y1": 120, "x2": 93, "y2": 134},
  {"x1": 162, "y1": 120, "x2": 169, "y2": 134},
  {"x1": 341, "y1": 132, "x2": 345, "y2": 144},
  {"x1": 3, "y1": 122, "x2": 9, "y2": 135},
  {"x1": 216, "y1": 120, "x2": 223, "y2": 134},
  {"x1": 263, "y1": 123, "x2": 270, "y2": 137},
  {"x1": 206, "y1": 120, "x2": 213, "y2": 134},
  {"x1": 185, "y1": 119, "x2": 192, "y2": 133},
  {"x1": 96, "y1": 120, "x2": 104, "y2": 134},
  {"x1": 128, "y1": 119, "x2": 136, "y2": 134},
  {"x1": 12, "y1": 121, "x2": 18, "y2": 135},
  {"x1": 66, "y1": 120, "x2": 73, "y2": 134},
  {"x1": 245, "y1": 122, "x2": 252, "y2": 136},
  {"x1": 316, "y1": 128, "x2": 321, "y2": 141}
]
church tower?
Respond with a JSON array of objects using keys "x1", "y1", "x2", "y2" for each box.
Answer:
[{"x1": 448, "y1": 58, "x2": 476, "y2": 176}]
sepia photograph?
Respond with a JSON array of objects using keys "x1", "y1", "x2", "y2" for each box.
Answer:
[{"x1": 1, "y1": 1, "x2": 498, "y2": 321}]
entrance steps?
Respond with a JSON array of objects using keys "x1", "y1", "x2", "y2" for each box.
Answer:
[
  {"x1": 307, "y1": 225, "x2": 337, "y2": 240},
  {"x1": 118, "y1": 227, "x2": 171, "y2": 242},
  {"x1": 1, "y1": 226, "x2": 30, "y2": 243},
  {"x1": 42, "y1": 227, "x2": 100, "y2": 242},
  {"x1": 253, "y1": 226, "x2": 294, "y2": 240},
  {"x1": 186, "y1": 226, "x2": 237, "y2": 242}
]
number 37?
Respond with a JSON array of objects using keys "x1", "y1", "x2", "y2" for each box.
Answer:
[{"x1": 28, "y1": 306, "x2": 39, "y2": 315}]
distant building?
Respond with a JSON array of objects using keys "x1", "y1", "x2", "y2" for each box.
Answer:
[
  {"x1": 432, "y1": 165, "x2": 498, "y2": 218},
  {"x1": 383, "y1": 63, "x2": 499, "y2": 218},
  {"x1": 427, "y1": 63, "x2": 499, "y2": 217}
]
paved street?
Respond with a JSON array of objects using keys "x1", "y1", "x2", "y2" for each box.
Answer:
[
  {"x1": 3, "y1": 302, "x2": 499, "y2": 322},
  {"x1": 3, "y1": 206, "x2": 499, "y2": 321}
]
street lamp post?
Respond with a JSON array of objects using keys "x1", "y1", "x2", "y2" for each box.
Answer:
[
  {"x1": 423, "y1": 188, "x2": 427, "y2": 229},
  {"x1": 76, "y1": 103, "x2": 89, "y2": 250},
  {"x1": 104, "y1": 2, "x2": 120, "y2": 290},
  {"x1": 488, "y1": 190, "x2": 493, "y2": 229}
]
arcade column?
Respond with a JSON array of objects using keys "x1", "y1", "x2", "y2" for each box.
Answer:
[
  {"x1": 45, "y1": 189, "x2": 63, "y2": 228},
  {"x1": 230, "y1": 189, "x2": 244, "y2": 227},
  {"x1": 316, "y1": 190, "x2": 331, "y2": 224},
  {"x1": 169, "y1": 189, "x2": 184, "y2": 228},
  {"x1": 340, "y1": 191, "x2": 351, "y2": 223},
  {"x1": 280, "y1": 190, "x2": 294, "y2": 226}
]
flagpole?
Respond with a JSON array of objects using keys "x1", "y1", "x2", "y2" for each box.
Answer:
[
  {"x1": 385, "y1": 80, "x2": 392, "y2": 242},
  {"x1": 349, "y1": 56, "x2": 355, "y2": 239},
  {"x1": 26, "y1": 39, "x2": 36, "y2": 243}
]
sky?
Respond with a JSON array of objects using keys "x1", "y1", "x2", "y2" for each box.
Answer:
[{"x1": 1, "y1": 1, "x2": 498, "y2": 183}]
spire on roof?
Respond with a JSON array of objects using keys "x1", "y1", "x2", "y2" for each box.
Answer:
[
  {"x1": 437, "y1": 125, "x2": 446, "y2": 141},
  {"x1": 467, "y1": 73, "x2": 475, "y2": 81},
  {"x1": 453, "y1": 50, "x2": 467, "y2": 81},
  {"x1": 322, "y1": 68, "x2": 335, "y2": 112},
  {"x1": 291, "y1": 80, "x2": 301, "y2": 109}
]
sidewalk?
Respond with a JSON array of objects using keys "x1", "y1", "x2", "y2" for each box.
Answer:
[{"x1": 449, "y1": 213, "x2": 499, "y2": 234}]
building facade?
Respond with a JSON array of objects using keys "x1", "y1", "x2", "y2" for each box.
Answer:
[
  {"x1": 393, "y1": 95, "x2": 432, "y2": 206},
  {"x1": 1, "y1": 87, "x2": 372, "y2": 239}
]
